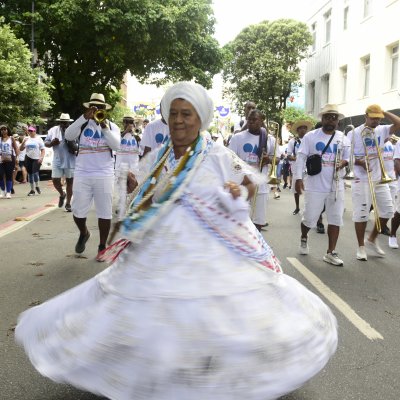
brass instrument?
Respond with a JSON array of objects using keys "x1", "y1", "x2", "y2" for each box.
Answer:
[
  {"x1": 333, "y1": 139, "x2": 342, "y2": 201},
  {"x1": 390, "y1": 134, "x2": 400, "y2": 143},
  {"x1": 93, "y1": 109, "x2": 107, "y2": 124},
  {"x1": 344, "y1": 124, "x2": 355, "y2": 180},
  {"x1": 267, "y1": 121, "x2": 280, "y2": 185}
]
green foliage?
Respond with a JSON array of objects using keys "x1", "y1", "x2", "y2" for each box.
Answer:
[
  {"x1": 0, "y1": 18, "x2": 52, "y2": 126},
  {"x1": 1, "y1": 0, "x2": 223, "y2": 118},
  {"x1": 281, "y1": 106, "x2": 316, "y2": 126},
  {"x1": 223, "y1": 19, "x2": 312, "y2": 130}
]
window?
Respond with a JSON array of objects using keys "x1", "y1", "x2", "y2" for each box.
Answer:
[
  {"x1": 343, "y1": 6, "x2": 349, "y2": 30},
  {"x1": 311, "y1": 22, "x2": 317, "y2": 52},
  {"x1": 321, "y1": 74, "x2": 330, "y2": 104},
  {"x1": 363, "y1": 0, "x2": 372, "y2": 18},
  {"x1": 390, "y1": 44, "x2": 399, "y2": 89},
  {"x1": 340, "y1": 66, "x2": 348, "y2": 102},
  {"x1": 362, "y1": 56, "x2": 370, "y2": 97},
  {"x1": 324, "y1": 10, "x2": 331, "y2": 44},
  {"x1": 309, "y1": 81, "x2": 316, "y2": 113}
]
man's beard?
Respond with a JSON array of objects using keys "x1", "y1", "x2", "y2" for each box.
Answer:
[{"x1": 323, "y1": 124, "x2": 335, "y2": 132}]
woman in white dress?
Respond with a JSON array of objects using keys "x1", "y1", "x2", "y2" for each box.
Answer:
[{"x1": 16, "y1": 82, "x2": 337, "y2": 400}]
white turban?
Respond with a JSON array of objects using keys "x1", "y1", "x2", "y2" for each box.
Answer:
[{"x1": 161, "y1": 81, "x2": 214, "y2": 131}]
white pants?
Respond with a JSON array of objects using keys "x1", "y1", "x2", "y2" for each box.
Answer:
[
  {"x1": 72, "y1": 176, "x2": 114, "y2": 219},
  {"x1": 251, "y1": 192, "x2": 268, "y2": 225},
  {"x1": 351, "y1": 180, "x2": 393, "y2": 222},
  {"x1": 302, "y1": 190, "x2": 345, "y2": 228}
]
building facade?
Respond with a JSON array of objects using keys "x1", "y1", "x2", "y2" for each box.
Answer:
[{"x1": 305, "y1": 0, "x2": 399, "y2": 126}]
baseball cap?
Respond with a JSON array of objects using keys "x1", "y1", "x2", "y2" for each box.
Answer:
[{"x1": 365, "y1": 104, "x2": 384, "y2": 118}]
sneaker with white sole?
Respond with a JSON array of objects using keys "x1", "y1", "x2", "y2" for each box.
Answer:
[
  {"x1": 0, "y1": 191, "x2": 5, "y2": 198},
  {"x1": 323, "y1": 251, "x2": 344, "y2": 266},
  {"x1": 365, "y1": 239, "x2": 385, "y2": 257},
  {"x1": 274, "y1": 192, "x2": 280, "y2": 199},
  {"x1": 356, "y1": 246, "x2": 367, "y2": 261},
  {"x1": 6, "y1": 192, "x2": 11, "y2": 199},
  {"x1": 388, "y1": 236, "x2": 399, "y2": 249},
  {"x1": 299, "y1": 237, "x2": 309, "y2": 255}
]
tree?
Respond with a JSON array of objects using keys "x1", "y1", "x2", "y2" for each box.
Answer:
[
  {"x1": 223, "y1": 19, "x2": 312, "y2": 130},
  {"x1": 0, "y1": 18, "x2": 52, "y2": 125},
  {"x1": 281, "y1": 106, "x2": 316, "y2": 127},
  {"x1": 0, "y1": 0, "x2": 223, "y2": 118}
]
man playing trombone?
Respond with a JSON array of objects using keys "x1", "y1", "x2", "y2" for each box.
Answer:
[
  {"x1": 228, "y1": 109, "x2": 279, "y2": 231},
  {"x1": 347, "y1": 104, "x2": 400, "y2": 260},
  {"x1": 294, "y1": 104, "x2": 350, "y2": 266}
]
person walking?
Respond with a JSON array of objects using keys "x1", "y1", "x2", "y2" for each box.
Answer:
[
  {"x1": 294, "y1": 104, "x2": 350, "y2": 266},
  {"x1": 19, "y1": 126, "x2": 45, "y2": 196},
  {"x1": 16, "y1": 81, "x2": 337, "y2": 400},
  {"x1": 45, "y1": 113, "x2": 76, "y2": 211},
  {"x1": 65, "y1": 93, "x2": 120, "y2": 260},
  {"x1": 347, "y1": 105, "x2": 400, "y2": 260},
  {"x1": 0, "y1": 124, "x2": 19, "y2": 198},
  {"x1": 389, "y1": 137, "x2": 400, "y2": 248}
]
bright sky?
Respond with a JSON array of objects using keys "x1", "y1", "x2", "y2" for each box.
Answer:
[{"x1": 212, "y1": 0, "x2": 309, "y2": 46}]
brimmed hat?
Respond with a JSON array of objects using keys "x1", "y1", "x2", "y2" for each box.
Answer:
[
  {"x1": 28, "y1": 125, "x2": 36, "y2": 132},
  {"x1": 291, "y1": 119, "x2": 313, "y2": 135},
  {"x1": 56, "y1": 113, "x2": 74, "y2": 122},
  {"x1": 365, "y1": 104, "x2": 384, "y2": 118},
  {"x1": 122, "y1": 114, "x2": 135, "y2": 120},
  {"x1": 318, "y1": 104, "x2": 344, "y2": 120},
  {"x1": 83, "y1": 93, "x2": 112, "y2": 110}
]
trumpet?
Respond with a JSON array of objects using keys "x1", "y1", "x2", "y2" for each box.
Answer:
[
  {"x1": 389, "y1": 134, "x2": 400, "y2": 143},
  {"x1": 344, "y1": 124, "x2": 355, "y2": 180},
  {"x1": 267, "y1": 121, "x2": 280, "y2": 185},
  {"x1": 93, "y1": 109, "x2": 108, "y2": 124}
]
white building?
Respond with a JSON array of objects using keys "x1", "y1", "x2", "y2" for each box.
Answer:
[{"x1": 305, "y1": 0, "x2": 399, "y2": 126}]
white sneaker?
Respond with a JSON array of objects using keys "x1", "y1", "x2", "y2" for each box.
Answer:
[
  {"x1": 5, "y1": 192, "x2": 11, "y2": 199},
  {"x1": 356, "y1": 246, "x2": 367, "y2": 261},
  {"x1": 274, "y1": 192, "x2": 280, "y2": 199},
  {"x1": 299, "y1": 238, "x2": 309, "y2": 255},
  {"x1": 0, "y1": 191, "x2": 5, "y2": 198},
  {"x1": 365, "y1": 239, "x2": 385, "y2": 257},
  {"x1": 323, "y1": 251, "x2": 344, "y2": 266},
  {"x1": 388, "y1": 236, "x2": 399, "y2": 249}
]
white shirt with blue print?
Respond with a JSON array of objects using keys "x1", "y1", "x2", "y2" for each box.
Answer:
[
  {"x1": 115, "y1": 132, "x2": 140, "y2": 173},
  {"x1": 25, "y1": 136, "x2": 45, "y2": 160},
  {"x1": 296, "y1": 128, "x2": 350, "y2": 193},
  {"x1": 141, "y1": 119, "x2": 170, "y2": 151},
  {"x1": 347, "y1": 124, "x2": 391, "y2": 183}
]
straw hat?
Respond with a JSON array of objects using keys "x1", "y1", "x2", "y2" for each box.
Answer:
[
  {"x1": 55, "y1": 113, "x2": 74, "y2": 122},
  {"x1": 83, "y1": 93, "x2": 112, "y2": 110},
  {"x1": 318, "y1": 104, "x2": 344, "y2": 120},
  {"x1": 291, "y1": 119, "x2": 313, "y2": 135}
]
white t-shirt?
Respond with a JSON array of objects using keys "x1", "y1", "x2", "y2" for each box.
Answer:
[
  {"x1": 228, "y1": 130, "x2": 280, "y2": 194},
  {"x1": 295, "y1": 128, "x2": 350, "y2": 193},
  {"x1": 65, "y1": 116, "x2": 120, "y2": 178},
  {"x1": 347, "y1": 124, "x2": 391, "y2": 182},
  {"x1": 382, "y1": 139, "x2": 396, "y2": 181},
  {"x1": 115, "y1": 132, "x2": 140, "y2": 173},
  {"x1": 287, "y1": 137, "x2": 302, "y2": 165},
  {"x1": 392, "y1": 140, "x2": 400, "y2": 191},
  {"x1": 141, "y1": 119, "x2": 169, "y2": 151},
  {"x1": 25, "y1": 136, "x2": 45, "y2": 160}
]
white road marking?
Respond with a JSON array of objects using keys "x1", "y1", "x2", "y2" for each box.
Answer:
[{"x1": 287, "y1": 257, "x2": 384, "y2": 341}]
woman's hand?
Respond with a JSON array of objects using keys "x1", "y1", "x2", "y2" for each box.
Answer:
[
  {"x1": 127, "y1": 172, "x2": 138, "y2": 193},
  {"x1": 224, "y1": 181, "x2": 242, "y2": 199}
]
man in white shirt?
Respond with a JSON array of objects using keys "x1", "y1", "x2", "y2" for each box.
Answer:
[
  {"x1": 229, "y1": 109, "x2": 279, "y2": 231},
  {"x1": 347, "y1": 104, "x2": 400, "y2": 260},
  {"x1": 140, "y1": 116, "x2": 169, "y2": 157},
  {"x1": 389, "y1": 138, "x2": 400, "y2": 248},
  {"x1": 294, "y1": 104, "x2": 350, "y2": 266},
  {"x1": 65, "y1": 93, "x2": 120, "y2": 261}
]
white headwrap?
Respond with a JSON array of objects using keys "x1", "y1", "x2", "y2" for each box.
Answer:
[{"x1": 161, "y1": 81, "x2": 214, "y2": 131}]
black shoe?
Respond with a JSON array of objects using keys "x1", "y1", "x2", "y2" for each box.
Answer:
[
  {"x1": 381, "y1": 226, "x2": 390, "y2": 236},
  {"x1": 283, "y1": 183, "x2": 287, "y2": 189},
  {"x1": 293, "y1": 208, "x2": 300, "y2": 215},
  {"x1": 35, "y1": 187, "x2": 41, "y2": 194},
  {"x1": 58, "y1": 192, "x2": 66, "y2": 208},
  {"x1": 317, "y1": 222, "x2": 325, "y2": 234},
  {"x1": 11, "y1": 188, "x2": 15, "y2": 194},
  {"x1": 65, "y1": 203, "x2": 72, "y2": 212},
  {"x1": 75, "y1": 231, "x2": 90, "y2": 254},
  {"x1": 27, "y1": 190, "x2": 35, "y2": 196}
]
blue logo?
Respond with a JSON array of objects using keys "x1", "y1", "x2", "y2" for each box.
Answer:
[
  {"x1": 155, "y1": 133, "x2": 167, "y2": 144},
  {"x1": 315, "y1": 142, "x2": 338, "y2": 154},
  {"x1": 243, "y1": 143, "x2": 258, "y2": 154},
  {"x1": 216, "y1": 106, "x2": 230, "y2": 117},
  {"x1": 83, "y1": 128, "x2": 103, "y2": 139}
]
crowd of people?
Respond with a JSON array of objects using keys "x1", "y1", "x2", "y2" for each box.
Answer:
[{"x1": 1, "y1": 81, "x2": 398, "y2": 400}]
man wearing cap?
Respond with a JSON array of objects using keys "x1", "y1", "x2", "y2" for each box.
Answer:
[
  {"x1": 287, "y1": 119, "x2": 313, "y2": 215},
  {"x1": 65, "y1": 93, "x2": 120, "y2": 261},
  {"x1": 45, "y1": 113, "x2": 76, "y2": 211},
  {"x1": 347, "y1": 105, "x2": 400, "y2": 261},
  {"x1": 294, "y1": 104, "x2": 350, "y2": 266}
]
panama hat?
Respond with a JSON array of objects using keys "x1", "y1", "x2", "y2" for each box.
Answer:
[
  {"x1": 318, "y1": 104, "x2": 344, "y2": 120},
  {"x1": 291, "y1": 119, "x2": 313, "y2": 135},
  {"x1": 56, "y1": 113, "x2": 74, "y2": 122},
  {"x1": 83, "y1": 93, "x2": 112, "y2": 110}
]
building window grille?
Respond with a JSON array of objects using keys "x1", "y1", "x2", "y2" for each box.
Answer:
[
  {"x1": 309, "y1": 81, "x2": 316, "y2": 113},
  {"x1": 341, "y1": 66, "x2": 347, "y2": 102},
  {"x1": 343, "y1": 6, "x2": 349, "y2": 30},
  {"x1": 362, "y1": 56, "x2": 370, "y2": 97},
  {"x1": 311, "y1": 22, "x2": 317, "y2": 52},
  {"x1": 390, "y1": 45, "x2": 399, "y2": 90},
  {"x1": 363, "y1": 0, "x2": 371, "y2": 18},
  {"x1": 324, "y1": 10, "x2": 331, "y2": 44},
  {"x1": 321, "y1": 74, "x2": 330, "y2": 104}
]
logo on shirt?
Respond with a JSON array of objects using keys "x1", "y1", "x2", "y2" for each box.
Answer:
[{"x1": 155, "y1": 133, "x2": 168, "y2": 144}]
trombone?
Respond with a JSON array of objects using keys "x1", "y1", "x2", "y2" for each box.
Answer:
[
  {"x1": 333, "y1": 139, "x2": 343, "y2": 201},
  {"x1": 344, "y1": 124, "x2": 355, "y2": 180},
  {"x1": 360, "y1": 126, "x2": 393, "y2": 232},
  {"x1": 267, "y1": 121, "x2": 280, "y2": 185}
]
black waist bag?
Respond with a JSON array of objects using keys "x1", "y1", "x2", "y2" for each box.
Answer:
[
  {"x1": 305, "y1": 131, "x2": 336, "y2": 176},
  {"x1": 306, "y1": 154, "x2": 322, "y2": 176}
]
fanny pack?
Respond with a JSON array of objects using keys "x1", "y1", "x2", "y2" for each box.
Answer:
[{"x1": 306, "y1": 132, "x2": 335, "y2": 176}]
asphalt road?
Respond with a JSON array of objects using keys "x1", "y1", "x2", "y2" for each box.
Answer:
[{"x1": 0, "y1": 182, "x2": 399, "y2": 400}]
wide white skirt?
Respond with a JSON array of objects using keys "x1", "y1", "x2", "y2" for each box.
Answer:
[{"x1": 16, "y1": 205, "x2": 337, "y2": 400}]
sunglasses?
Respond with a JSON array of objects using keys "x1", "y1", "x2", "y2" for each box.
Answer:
[
  {"x1": 323, "y1": 114, "x2": 338, "y2": 121},
  {"x1": 123, "y1": 120, "x2": 134, "y2": 124}
]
